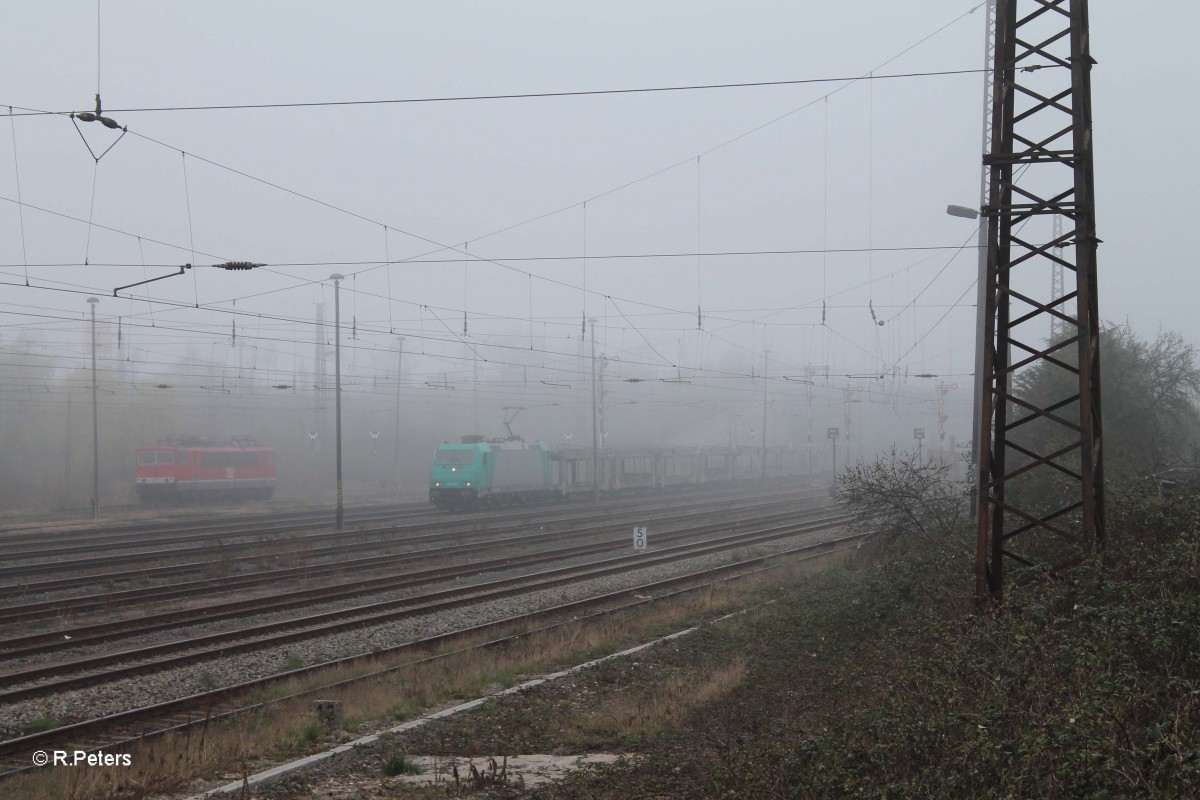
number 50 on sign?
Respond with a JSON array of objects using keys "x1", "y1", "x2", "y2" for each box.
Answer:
[{"x1": 633, "y1": 526, "x2": 648, "y2": 551}]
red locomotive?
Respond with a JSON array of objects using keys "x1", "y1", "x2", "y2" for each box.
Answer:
[{"x1": 135, "y1": 436, "x2": 276, "y2": 504}]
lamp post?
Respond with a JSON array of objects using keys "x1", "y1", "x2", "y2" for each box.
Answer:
[
  {"x1": 827, "y1": 427, "x2": 839, "y2": 497},
  {"x1": 588, "y1": 318, "x2": 598, "y2": 503},
  {"x1": 393, "y1": 336, "x2": 404, "y2": 473},
  {"x1": 87, "y1": 296, "x2": 100, "y2": 519},
  {"x1": 330, "y1": 274, "x2": 345, "y2": 530},
  {"x1": 947, "y1": 202, "x2": 987, "y2": 513},
  {"x1": 761, "y1": 349, "x2": 769, "y2": 481}
]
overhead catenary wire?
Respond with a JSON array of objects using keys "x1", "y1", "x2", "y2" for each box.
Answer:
[
  {"x1": 0, "y1": 230, "x2": 975, "y2": 350},
  {"x1": 83, "y1": 161, "x2": 100, "y2": 265},
  {"x1": 47, "y1": 2, "x2": 995, "y2": 320},
  {"x1": 822, "y1": 97, "x2": 828, "y2": 325},
  {"x1": 3, "y1": 331, "x2": 967, "y2": 443},
  {"x1": 0, "y1": 294, "x2": 970, "y2": 396},
  {"x1": 0, "y1": 1, "x2": 1000, "y2": 358},
  {"x1": 383, "y1": 225, "x2": 393, "y2": 333},
  {"x1": 179, "y1": 153, "x2": 201, "y2": 306},
  {"x1": 0, "y1": 194, "x2": 227, "y2": 263},
  {"x1": 696, "y1": 155, "x2": 703, "y2": 331},
  {"x1": 581, "y1": 202, "x2": 588, "y2": 336},
  {"x1": 0, "y1": 3, "x2": 1005, "y2": 412},
  {"x1": 0, "y1": 277, "x2": 974, "y2": 419},
  {"x1": 7, "y1": 107, "x2": 29, "y2": 285},
  {"x1": 1, "y1": 67, "x2": 1001, "y2": 118},
  {"x1": 0, "y1": 302, "x2": 844, "y2": 392},
  {"x1": 0, "y1": 242, "x2": 980, "y2": 270},
  {"x1": 885, "y1": 163, "x2": 1037, "y2": 373},
  {"x1": 607, "y1": 296, "x2": 673, "y2": 367},
  {"x1": 882, "y1": 225, "x2": 982, "y2": 325},
  {"x1": 136, "y1": 236, "x2": 155, "y2": 326}
]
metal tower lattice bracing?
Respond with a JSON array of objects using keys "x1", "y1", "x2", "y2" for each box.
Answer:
[
  {"x1": 975, "y1": 0, "x2": 1103, "y2": 602},
  {"x1": 1050, "y1": 213, "x2": 1068, "y2": 341}
]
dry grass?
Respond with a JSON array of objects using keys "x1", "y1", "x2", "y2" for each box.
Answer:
[
  {"x1": 556, "y1": 659, "x2": 748, "y2": 748},
  {"x1": 200, "y1": 538, "x2": 239, "y2": 578},
  {"x1": 3, "y1": 553, "x2": 848, "y2": 800}
]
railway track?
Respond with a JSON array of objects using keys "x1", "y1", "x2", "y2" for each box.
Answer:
[
  {"x1": 0, "y1": 479, "x2": 787, "y2": 578},
  {"x1": 0, "y1": 482, "x2": 760, "y2": 560},
  {"x1": 0, "y1": 484, "x2": 813, "y2": 591},
  {"x1": 0, "y1": 503, "x2": 848, "y2": 703},
  {"x1": 0, "y1": 506, "x2": 438, "y2": 565},
  {"x1": 0, "y1": 524, "x2": 866, "y2": 780},
  {"x1": 0, "y1": 493, "x2": 826, "y2": 639},
  {"x1": 0, "y1": 501, "x2": 423, "y2": 545}
]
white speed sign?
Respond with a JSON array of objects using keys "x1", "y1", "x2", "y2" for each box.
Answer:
[{"x1": 633, "y1": 526, "x2": 648, "y2": 551}]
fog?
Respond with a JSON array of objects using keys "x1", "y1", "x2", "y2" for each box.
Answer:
[{"x1": 0, "y1": 2, "x2": 1195, "y2": 510}]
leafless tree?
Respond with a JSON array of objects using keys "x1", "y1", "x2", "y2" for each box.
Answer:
[{"x1": 836, "y1": 446, "x2": 964, "y2": 545}]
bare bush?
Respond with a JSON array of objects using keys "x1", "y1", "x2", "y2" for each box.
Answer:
[{"x1": 836, "y1": 446, "x2": 964, "y2": 545}]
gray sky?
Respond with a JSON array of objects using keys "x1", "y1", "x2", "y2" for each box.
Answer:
[{"x1": 1, "y1": 1, "x2": 1196, "y2": 450}]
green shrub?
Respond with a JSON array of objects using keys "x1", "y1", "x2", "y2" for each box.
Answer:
[{"x1": 381, "y1": 751, "x2": 423, "y2": 776}]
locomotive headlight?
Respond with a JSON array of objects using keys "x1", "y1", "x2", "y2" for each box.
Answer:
[
  {"x1": 465, "y1": 482, "x2": 472, "y2": 487},
  {"x1": 434, "y1": 481, "x2": 442, "y2": 487},
  {"x1": 450, "y1": 467, "x2": 457, "y2": 472}
]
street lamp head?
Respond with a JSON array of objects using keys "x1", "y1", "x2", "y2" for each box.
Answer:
[
  {"x1": 86, "y1": 296, "x2": 99, "y2": 305},
  {"x1": 329, "y1": 273, "x2": 345, "y2": 282},
  {"x1": 946, "y1": 204, "x2": 980, "y2": 220}
]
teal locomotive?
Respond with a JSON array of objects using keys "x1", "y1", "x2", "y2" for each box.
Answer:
[{"x1": 429, "y1": 436, "x2": 558, "y2": 510}]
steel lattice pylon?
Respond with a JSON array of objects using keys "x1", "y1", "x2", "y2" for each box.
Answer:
[
  {"x1": 976, "y1": 0, "x2": 1103, "y2": 602},
  {"x1": 1050, "y1": 213, "x2": 1068, "y2": 341}
]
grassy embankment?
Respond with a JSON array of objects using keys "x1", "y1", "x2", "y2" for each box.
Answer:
[
  {"x1": 10, "y1": 485, "x2": 1198, "y2": 798},
  {"x1": 1, "y1": 547, "x2": 846, "y2": 800},
  {"x1": 488, "y1": 484, "x2": 1200, "y2": 799}
]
